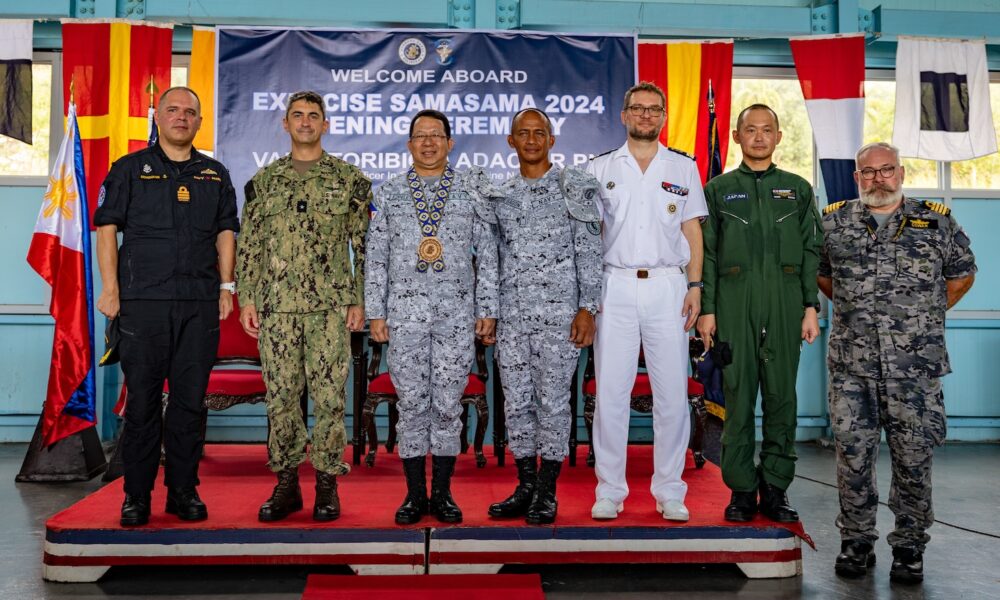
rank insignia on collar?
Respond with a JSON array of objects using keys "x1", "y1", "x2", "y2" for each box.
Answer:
[
  {"x1": 661, "y1": 182, "x2": 688, "y2": 196},
  {"x1": 606, "y1": 181, "x2": 615, "y2": 190},
  {"x1": 142, "y1": 163, "x2": 152, "y2": 174}
]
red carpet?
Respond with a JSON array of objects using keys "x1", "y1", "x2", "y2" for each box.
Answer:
[
  {"x1": 44, "y1": 444, "x2": 811, "y2": 582},
  {"x1": 47, "y1": 444, "x2": 809, "y2": 537},
  {"x1": 301, "y1": 573, "x2": 544, "y2": 599}
]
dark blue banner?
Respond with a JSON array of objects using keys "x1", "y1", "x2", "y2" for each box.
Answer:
[{"x1": 216, "y1": 28, "x2": 636, "y2": 207}]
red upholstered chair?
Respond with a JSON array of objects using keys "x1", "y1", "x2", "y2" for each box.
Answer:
[
  {"x1": 361, "y1": 338, "x2": 490, "y2": 468},
  {"x1": 581, "y1": 340, "x2": 707, "y2": 469}
]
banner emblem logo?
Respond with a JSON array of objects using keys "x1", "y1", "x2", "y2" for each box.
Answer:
[
  {"x1": 435, "y1": 40, "x2": 454, "y2": 66},
  {"x1": 399, "y1": 38, "x2": 427, "y2": 65}
]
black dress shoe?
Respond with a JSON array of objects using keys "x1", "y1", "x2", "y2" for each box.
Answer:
[
  {"x1": 313, "y1": 472, "x2": 341, "y2": 522},
  {"x1": 120, "y1": 494, "x2": 151, "y2": 527},
  {"x1": 165, "y1": 486, "x2": 208, "y2": 521},
  {"x1": 835, "y1": 540, "x2": 876, "y2": 577},
  {"x1": 395, "y1": 456, "x2": 428, "y2": 525},
  {"x1": 758, "y1": 480, "x2": 799, "y2": 523},
  {"x1": 724, "y1": 491, "x2": 758, "y2": 522},
  {"x1": 890, "y1": 547, "x2": 924, "y2": 584},
  {"x1": 259, "y1": 469, "x2": 303, "y2": 522}
]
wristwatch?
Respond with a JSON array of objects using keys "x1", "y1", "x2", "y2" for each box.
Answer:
[
  {"x1": 687, "y1": 281, "x2": 704, "y2": 289},
  {"x1": 220, "y1": 282, "x2": 236, "y2": 293}
]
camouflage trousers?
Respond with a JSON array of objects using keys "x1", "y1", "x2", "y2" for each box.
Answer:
[
  {"x1": 496, "y1": 322, "x2": 577, "y2": 461},
  {"x1": 387, "y1": 317, "x2": 475, "y2": 459},
  {"x1": 828, "y1": 372, "x2": 946, "y2": 552},
  {"x1": 259, "y1": 308, "x2": 350, "y2": 476}
]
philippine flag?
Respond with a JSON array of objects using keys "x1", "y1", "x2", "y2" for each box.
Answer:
[
  {"x1": 26, "y1": 102, "x2": 98, "y2": 446},
  {"x1": 790, "y1": 34, "x2": 866, "y2": 204}
]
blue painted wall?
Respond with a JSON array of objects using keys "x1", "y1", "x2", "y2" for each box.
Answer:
[{"x1": 0, "y1": 0, "x2": 997, "y2": 443}]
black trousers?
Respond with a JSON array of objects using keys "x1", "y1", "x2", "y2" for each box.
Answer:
[{"x1": 119, "y1": 299, "x2": 219, "y2": 497}]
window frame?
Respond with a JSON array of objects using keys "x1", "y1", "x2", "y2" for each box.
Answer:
[
  {"x1": 730, "y1": 66, "x2": 1000, "y2": 203},
  {"x1": 0, "y1": 51, "x2": 60, "y2": 187}
]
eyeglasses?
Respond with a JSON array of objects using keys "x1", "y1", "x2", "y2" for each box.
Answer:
[
  {"x1": 410, "y1": 133, "x2": 448, "y2": 142},
  {"x1": 856, "y1": 166, "x2": 897, "y2": 180},
  {"x1": 626, "y1": 104, "x2": 665, "y2": 116}
]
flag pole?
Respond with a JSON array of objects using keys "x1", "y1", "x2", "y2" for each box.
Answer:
[{"x1": 18, "y1": 75, "x2": 106, "y2": 483}]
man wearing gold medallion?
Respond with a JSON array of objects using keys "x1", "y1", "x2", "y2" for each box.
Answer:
[{"x1": 365, "y1": 109, "x2": 499, "y2": 525}]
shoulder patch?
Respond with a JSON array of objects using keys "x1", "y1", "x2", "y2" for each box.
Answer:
[
  {"x1": 243, "y1": 181, "x2": 257, "y2": 203},
  {"x1": 667, "y1": 147, "x2": 695, "y2": 161},
  {"x1": 923, "y1": 200, "x2": 951, "y2": 216},
  {"x1": 823, "y1": 201, "x2": 847, "y2": 215}
]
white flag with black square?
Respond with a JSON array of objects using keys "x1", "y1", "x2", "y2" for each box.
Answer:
[{"x1": 893, "y1": 36, "x2": 997, "y2": 161}]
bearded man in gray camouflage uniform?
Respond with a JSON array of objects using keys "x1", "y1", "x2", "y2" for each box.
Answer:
[
  {"x1": 818, "y1": 142, "x2": 976, "y2": 584},
  {"x1": 486, "y1": 109, "x2": 602, "y2": 525},
  {"x1": 366, "y1": 109, "x2": 499, "y2": 525},
  {"x1": 238, "y1": 91, "x2": 371, "y2": 523}
]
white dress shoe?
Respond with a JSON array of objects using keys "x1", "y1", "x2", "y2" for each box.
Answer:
[
  {"x1": 591, "y1": 498, "x2": 623, "y2": 520},
  {"x1": 656, "y1": 499, "x2": 690, "y2": 522}
]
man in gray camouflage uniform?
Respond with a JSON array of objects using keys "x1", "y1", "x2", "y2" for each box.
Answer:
[
  {"x1": 818, "y1": 142, "x2": 976, "y2": 584},
  {"x1": 486, "y1": 109, "x2": 602, "y2": 525},
  {"x1": 365, "y1": 109, "x2": 499, "y2": 525},
  {"x1": 238, "y1": 91, "x2": 371, "y2": 522}
]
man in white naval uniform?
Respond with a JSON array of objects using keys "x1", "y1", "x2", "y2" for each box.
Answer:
[{"x1": 586, "y1": 81, "x2": 708, "y2": 521}]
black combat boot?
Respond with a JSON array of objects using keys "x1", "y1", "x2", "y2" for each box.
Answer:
[
  {"x1": 488, "y1": 456, "x2": 537, "y2": 518},
  {"x1": 395, "y1": 456, "x2": 428, "y2": 525},
  {"x1": 120, "y1": 493, "x2": 151, "y2": 527},
  {"x1": 890, "y1": 547, "x2": 924, "y2": 584},
  {"x1": 313, "y1": 472, "x2": 341, "y2": 522},
  {"x1": 165, "y1": 486, "x2": 208, "y2": 521},
  {"x1": 724, "y1": 491, "x2": 758, "y2": 522},
  {"x1": 258, "y1": 469, "x2": 303, "y2": 522},
  {"x1": 429, "y1": 455, "x2": 462, "y2": 523},
  {"x1": 525, "y1": 459, "x2": 561, "y2": 525},
  {"x1": 835, "y1": 540, "x2": 876, "y2": 577},
  {"x1": 758, "y1": 478, "x2": 799, "y2": 523}
]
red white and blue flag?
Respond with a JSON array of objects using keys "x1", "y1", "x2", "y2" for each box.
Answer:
[
  {"x1": 26, "y1": 102, "x2": 98, "y2": 446},
  {"x1": 790, "y1": 34, "x2": 865, "y2": 204}
]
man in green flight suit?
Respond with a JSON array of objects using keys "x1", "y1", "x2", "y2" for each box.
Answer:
[
  {"x1": 697, "y1": 104, "x2": 822, "y2": 523},
  {"x1": 238, "y1": 91, "x2": 372, "y2": 522}
]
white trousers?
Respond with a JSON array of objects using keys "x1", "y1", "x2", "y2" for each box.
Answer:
[{"x1": 593, "y1": 269, "x2": 690, "y2": 504}]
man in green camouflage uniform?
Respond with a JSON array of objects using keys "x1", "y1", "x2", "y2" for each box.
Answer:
[
  {"x1": 237, "y1": 91, "x2": 371, "y2": 522},
  {"x1": 819, "y1": 142, "x2": 976, "y2": 583}
]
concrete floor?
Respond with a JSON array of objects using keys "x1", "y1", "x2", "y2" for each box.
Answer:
[{"x1": 2, "y1": 438, "x2": 998, "y2": 599}]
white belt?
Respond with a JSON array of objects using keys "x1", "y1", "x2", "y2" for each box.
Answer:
[{"x1": 604, "y1": 265, "x2": 684, "y2": 279}]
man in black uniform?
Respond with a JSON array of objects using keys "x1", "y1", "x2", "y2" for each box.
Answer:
[{"x1": 95, "y1": 86, "x2": 239, "y2": 526}]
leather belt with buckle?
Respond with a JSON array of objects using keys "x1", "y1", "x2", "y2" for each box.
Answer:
[{"x1": 637, "y1": 270, "x2": 649, "y2": 279}]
